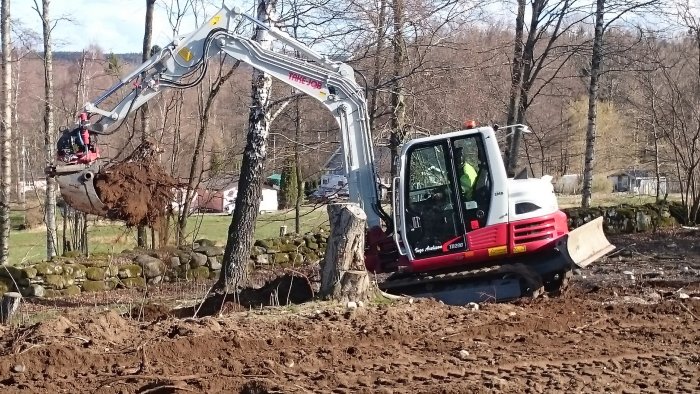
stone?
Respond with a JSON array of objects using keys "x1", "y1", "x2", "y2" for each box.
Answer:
[
  {"x1": 289, "y1": 252, "x2": 304, "y2": 264},
  {"x1": 250, "y1": 246, "x2": 265, "y2": 256},
  {"x1": 62, "y1": 275, "x2": 75, "y2": 287},
  {"x1": 62, "y1": 285, "x2": 81, "y2": 296},
  {"x1": 677, "y1": 292, "x2": 690, "y2": 299},
  {"x1": 254, "y1": 239, "x2": 273, "y2": 249},
  {"x1": 273, "y1": 253, "x2": 290, "y2": 265},
  {"x1": 622, "y1": 270, "x2": 635, "y2": 281},
  {"x1": 467, "y1": 302, "x2": 479, "y2": 311},
  {"x1": 279, "y1": 244, "x2": 299, "y2": 253},
  {"x1": 346, "y1": 301, "x2": 358, "y2": 310},
  {"x1": 82, "y1": 280, "x2": 108, "y2": 292},
  {"x1": 208, "y1": 256, "x2": 222, "y2": 270},
  {"x1": 187, "y1": 266, "x2": 210, "y2": 281},
  {"x1": 106, "y1": 265, "x2": 119, "y2": 277},
  {"x1": 190, "y1": 252, "x2": 208, "y2": 268},
  {"x1": 194, "y1": 245, "x2": 224, "y2": 257},
  {"x1": 168, "y1": 256, "x2": 180, "y2": 269},
  {"x1": 34, "y1": 262, "x2": 62, "y2": 276},
  {"x1": 457, "y1": 350, "x2": 470, "y2": 360},
  {"x1": 306, "y1": 240, "x2": 319, "y2": 250},
  {"x1": 106, "y1": 277, "x2": 119, "y2": 290},
  {"x1": 63, "y1": 263, "x2": 86, "y2": 279},
  {"x1": 135, "y1": 255, "x2": 166, "y2": 279},
  {"x1": 149, "y1": 275, "x2": 163, "y2": 285},
  {"x1": 255, "y1": 254, "x2": 270, "y2": 265},
  {"x1": 209, "y1": 270, "x2": 220, "y2": 280},
  {"x1": 121, "y1": 277, "x2": 146, "y2": 289},
  {"x1": 11, "y1": 364, "x2": 25, "y2": 373},
  {"x1": 43, "y1": 289, "x2": 62, "y2": 298},
  {"x1": 85, "y1": 267, "x2": 106, "y2": 281},
  {"x1": 118, "y1": 264, "x2": 143, "y2": 279},
  {"x1": 44, "y1": 274, "x2": 66, "y2": 290},
  {"x1": 195, "y1": 238, "x2": 216, "y2": 247},
  {"x1": 0, "y1": 266, "x2": 36, "y2": 280},
  {"x1": 20, "y1": 284, "x2": 45, "y2": 298}
]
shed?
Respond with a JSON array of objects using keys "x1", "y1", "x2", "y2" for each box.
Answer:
[{"x1": 607, "y1": 170, "x2": 667, "y2": 195}]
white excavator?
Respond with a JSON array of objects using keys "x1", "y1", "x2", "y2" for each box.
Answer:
[{"x1": 46, "y1": 5, "x2": 614, "y2": 304}]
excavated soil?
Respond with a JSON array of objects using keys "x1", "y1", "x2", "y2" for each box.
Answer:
[
  {"x1": 0, "y1": 231, "x2": 698, "y2": 393},
  {"x1": 94, "y1": 161, "x2": 178, "y2": 227}
]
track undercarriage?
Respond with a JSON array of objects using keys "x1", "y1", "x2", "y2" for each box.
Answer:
[{"x1": 379, "y1": 218, "x2": 612, "y2": 305}]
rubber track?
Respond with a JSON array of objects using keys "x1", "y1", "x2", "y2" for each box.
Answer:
[{"x1": 379, "y1": 263, "x2": 570, "y2": 301}]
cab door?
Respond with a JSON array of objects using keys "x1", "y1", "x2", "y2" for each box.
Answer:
[{"x1": 402, "y1": 140, "x2": 467, "y2": 259}]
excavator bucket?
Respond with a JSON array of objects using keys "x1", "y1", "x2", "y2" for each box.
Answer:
[
  {"x1": 556, "y1": 217, "x2": 615, "y2": 268},
  {"x1": 47, "y1": 163, "x2": 108, "y2": 217}
]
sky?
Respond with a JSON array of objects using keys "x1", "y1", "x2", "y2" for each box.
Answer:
[{"x1": 14, "y1": 0, "x2": 235, "y2": 53}]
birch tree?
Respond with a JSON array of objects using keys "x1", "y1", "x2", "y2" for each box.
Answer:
[
  {"x1": 137, "y1": 0, "x2": 156, "y2": 248},
  {"x1": 219, "y1": 0, "x2": 277, "y2": 291},
  {"x1": 580, "y1": 0, "x2": 659, "y2": 207},
  {"x1": 0, "y1": 0, "x2": 11, "y2": 265},
  {"x1": 32, "y1": 0, "x2": 58, "y2": 259}
]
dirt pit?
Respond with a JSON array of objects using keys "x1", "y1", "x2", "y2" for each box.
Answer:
[
  {"x1": 0, "y1": 231, "x2": 697, "y2": 393},
  {"x1": 94, "y1": 159, "x2": 178, "y2": 227}
]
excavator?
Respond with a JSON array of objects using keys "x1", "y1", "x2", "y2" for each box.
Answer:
[{"x1": 45, "y1": 5, "x2": 614, "y2": 304}]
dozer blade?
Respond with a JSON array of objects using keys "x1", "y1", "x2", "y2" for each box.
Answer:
[
  {"x1": 46, "y1": 163, "x2": 108, "y2": 217},
  {"x1": 556, "y1": 216, "x2": 615, "y2": 268}
]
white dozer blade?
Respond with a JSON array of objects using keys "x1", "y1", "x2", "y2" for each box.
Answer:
[
  {"x1": 51, "y1": 163, "x2": 108, "y2": 217},
  {"x1": 555, "y1": 217, "x2": 615, "y2": 268}
]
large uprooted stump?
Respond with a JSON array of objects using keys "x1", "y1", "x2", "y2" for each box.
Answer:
[
  {"x1": 320, "y1": 203, "x2": 376, "y2": 302},
  {"x1": 94, "y1": 140, "x2": 178, "y2": 227}
]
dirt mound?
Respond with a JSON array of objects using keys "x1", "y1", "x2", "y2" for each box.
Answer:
[
  {"x1": 127, "y1": 303, "x2": 174, "y2": 322},
  {"x1": 175, "y1": 273, "x2": 314, "y2": 318},
  {"x1": 78, "y1": 310, "x2": 136, "y2": 344},
  {"x1": 94, "y1": 161, "x2": 178, "y2": 227}
]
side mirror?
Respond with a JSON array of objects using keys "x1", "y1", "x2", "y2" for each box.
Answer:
[{"x1": 58, "y1": 125, "x2": 68, "y2": 132}]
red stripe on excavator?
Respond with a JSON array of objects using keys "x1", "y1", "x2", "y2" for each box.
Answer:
[{"x1": 406, "y1": 211, "x2": 570, "y2": 273}]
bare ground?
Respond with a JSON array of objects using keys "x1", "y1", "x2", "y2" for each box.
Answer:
[{"x1": 0, "y1": 230, "x2": 698, "y2": 394}]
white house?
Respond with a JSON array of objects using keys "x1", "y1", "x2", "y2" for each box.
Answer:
[{"x1": 196, "y1": 177, "x2": 278, "y2": 213}]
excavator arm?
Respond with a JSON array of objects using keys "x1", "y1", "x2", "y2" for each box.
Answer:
[{"x1": 51, "y1": 5, "x2": 384, "y2": 228}]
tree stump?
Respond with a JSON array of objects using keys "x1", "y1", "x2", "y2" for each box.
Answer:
[
  {"x1": 320, "y1": 203, "x2": 375, "y2": 302},
  {"x1": 0, "y1": 292, "x2": 21, "y2": 325}
]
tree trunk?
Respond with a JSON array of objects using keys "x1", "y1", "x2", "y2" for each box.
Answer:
[
  {"x1": 38, "y1": 0, "x2": 58, "y2": 259},
  {"x1": 581, "y1": 0, "x2": 605, "y2": 208},
  {"x1": 137, "y1": 0, "x2": 156, "y2": 248},
  {"x1": 218, "y1": 0, "x2": 276, "y2": 292},
  {"x1": 368, "y1": 0, "x2": 387, "y2": 131},
  {"x1": 0, "y1": 291, "x2": 20, "y2": 325},
  {"x1": 320, "y1": 203, "x2": 373, "y2": 302},
  {"x1": 294, "y1": 95, "x2": 302, "y2": 234},
  {"x1": 10, "y1": 50, "x2": 25, "y2": 228},
  {"x1": 504, "y1": 0, "x2": 525, "y2": 175},
  {"x1": 0, "y1": 0, "x2": 12, "y2": 265},
  {"x1": 389, "y1": 0, "x2": 407, "y2": 179}
]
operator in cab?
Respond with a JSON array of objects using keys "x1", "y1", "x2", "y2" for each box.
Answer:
[{"x1": 56, "y1": 113, "x2": 95, "y2": 164}]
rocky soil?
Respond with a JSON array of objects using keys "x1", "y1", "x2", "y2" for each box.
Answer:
[{"x1": 0, "y1": 230, "x2": 697, "y2": 393}]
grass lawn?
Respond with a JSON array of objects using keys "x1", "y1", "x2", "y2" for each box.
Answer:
[
  {"x1": 8, "y1": 206, "x2": 329, "y2": 266},
  {"x1": 7, "y1": 192, "x2": 680, "y2": 266}
]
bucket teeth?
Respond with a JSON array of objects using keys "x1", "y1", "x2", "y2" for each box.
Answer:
[{"x1": 47, "y1": 163, "x2": 108, "y2": 217}]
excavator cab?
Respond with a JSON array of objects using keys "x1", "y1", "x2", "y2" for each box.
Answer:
[
  {"x1": 401, "y1": 132, "x2": 492, "y2": 259},
  {"x1": 392, "y1": 125, "x2": 614, "y2": 276}
]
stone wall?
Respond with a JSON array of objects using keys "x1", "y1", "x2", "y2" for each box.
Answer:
[
  {"x1": 562, "y1": 202, "x2": 679, "y2": 234},
  {"x1": 0, "y1": 231, "x2": 328, "y2": 298}
]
